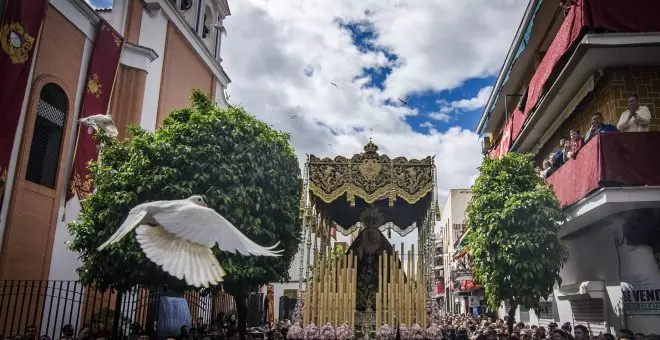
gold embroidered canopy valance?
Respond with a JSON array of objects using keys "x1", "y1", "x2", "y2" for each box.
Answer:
[
  {"x1": 307, "y1": 140, "x2": 435, "y2": 207},
  {"x1": 300, "y1": 141, "x2": 438, "y2": 236}
]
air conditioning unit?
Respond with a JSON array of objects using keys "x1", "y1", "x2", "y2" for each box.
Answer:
[{"x1": 481, "y1": 135, "x2": 492, "y2": 155}]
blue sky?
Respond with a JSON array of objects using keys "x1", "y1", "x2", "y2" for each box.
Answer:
[
  {"x1": 86, "y1": 0, "x2": 526, "y2": 255},
  {"x1": 90, "y1": 0, "x2": 112, "y2": 8},
  {"x1": 339, "y1": 21, "x2": 496, "y2": 133},
  {"x1": 88, "y1": 0, "x2": 525, "y2": 221}
]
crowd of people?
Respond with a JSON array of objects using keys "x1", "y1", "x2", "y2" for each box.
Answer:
[
  {"x1": 3, "y1": 313, "x2": 658, "y2": 340},
  {"x1": 538, "y1": 94, "x2": 651, "y2": 179},
  {"x1": 430, "y1": 314, "x2": 656, "y2": 340},
  {"x1": 0, "y1": 314, "x2": 242, "y2": 340}
]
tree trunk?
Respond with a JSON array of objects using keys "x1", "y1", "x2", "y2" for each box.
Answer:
[
  {"x1": 507, "y1": 303, "x2": 517, "y2": 339},
  {"x1": 236, "y1": 293, "x2": 248, "y2": 340}
]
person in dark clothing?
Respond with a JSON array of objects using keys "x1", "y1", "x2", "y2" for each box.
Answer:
[
  {"x1": 554, "y1": 137, "x2": 568, "y2": 167},
  {"x1": 225, "y1": 315, "x2": 237, "y2": 339},
  {"x1": 585, "y1": 112, "x2": 617, "y2": 143}
]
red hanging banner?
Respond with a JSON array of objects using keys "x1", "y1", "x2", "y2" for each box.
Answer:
[
  {"x1": 67, "y1": 20, "x2": 124, "y2": 200},
  {"x1": 492, "y1": 117, "x2": 513, "y2": 159},
  {"x1": 0, "y1": 0, "x2": 49, "y2": 199}
]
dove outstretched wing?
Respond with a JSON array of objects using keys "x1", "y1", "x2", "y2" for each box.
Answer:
[
  {"x1": 98, "y1": 208, "x2": 148, "y2": 251},
  {"x1": 151, "y1": 202, "x2": 282, "y2": 257}
]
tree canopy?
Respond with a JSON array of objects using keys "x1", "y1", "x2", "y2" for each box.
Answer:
[
  {"x1": 466, "y1": 152, "x2": 567, "y2": 328},
  {"x1": 68, "y1": 90, "x2": 302, "y2": 296}
]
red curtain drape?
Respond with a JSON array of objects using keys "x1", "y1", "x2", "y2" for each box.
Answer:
[
  {"x1": 511, "y1": 107, "x2": 525, "y2": 142},
  {"x1": 524, "y1": 0, "x2": 585, "y2": 117},
  {"x1": 0, "y1": 0, "x2": 48, "y2": 200},
  {"x1": 547, "y1": 132, "x2": 660, "y2": 208},
  {"x1": 67, "y1": 20, "x2": 124, "y2": 200},
  {"x1": 547, "y1": 134, "x2": 601, "y2": 208},
  {"x1": 524, "y1": 0, "x2": 660, "y2": 118}
]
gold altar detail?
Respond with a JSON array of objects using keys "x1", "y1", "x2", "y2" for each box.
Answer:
[
  {"x1": 295, "y1": 140, "x2": 439, "y2": 327},
  {"x1": 307, "y1": 140, "x2": 434, "y2": 207}
]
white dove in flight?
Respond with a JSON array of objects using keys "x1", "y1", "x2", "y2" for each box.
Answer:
[
  {"x1": 97, "y1": 195, "x2": 283, "y2": 288},
  {"x1": 79, "y1": 114, "x2": 119, "y2": 138}
]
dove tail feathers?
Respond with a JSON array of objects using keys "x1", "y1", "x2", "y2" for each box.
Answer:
[
  {"x1": 264, "y1": 241, "x2": 281, "y2": 250},
  {"x1": 136, "y1": 225, "x2": 226, "y2": 288}
]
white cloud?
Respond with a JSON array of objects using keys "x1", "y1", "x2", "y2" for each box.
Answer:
[
  {"x1": 428, "y1": 111, "x2": 452, "y2": 122},
  {"x1": 449, "y1": 86, "x2": 494, "y2": 111},
  {"x1": 222, "y1": 0, "x2": 521, "y2": 204},
  {"x1": 433, "y1": 85, "x2": 494, "y2": 121},
  {"x1": 419, "y1": 121, "x2": 434, "y2": 129}
]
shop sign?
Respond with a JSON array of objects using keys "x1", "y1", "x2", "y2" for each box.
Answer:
[
  {"x1": 453, "y1": 269, "x2": 473, "y2": 281},
  {"x1": 622, "y1": 288, "x2": 660, "y2": 315},
  {"x1": 283, "y1": 289, "x2": 298, "y2": 299}
]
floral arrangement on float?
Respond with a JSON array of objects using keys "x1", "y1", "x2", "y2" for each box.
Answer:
[
  {"x1": 287, "y1": 323, "x2": 304, "y2": 340},
  {"x1": 409, "y1": 323, "x2": 424, "y2": 339},
  {"x1": 303, "y1": 323, "x2": 321, "y2": 340},
  {"x1": 425, "y1": 323, "x2": 442, "y2": 340},
  {"x1": 320, "y1": 323, "x2": 336, "y2": 340},
  {"x1": 377, "y1": 323, "x2": 394, "y2": 340},
  {"x1": 336, "y1": 323, "x2": 355, "y2": 340},
  {"x1": 398, "y1": 324, "x2": 409, "y2": 340}
]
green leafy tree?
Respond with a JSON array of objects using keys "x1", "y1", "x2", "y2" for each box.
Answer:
[
  {"x1": 68, "y1": 91, "x2": 302, "y2": 340},
  {"x1": 465, "y1": 152, "x2": 567, "y2": 335}
]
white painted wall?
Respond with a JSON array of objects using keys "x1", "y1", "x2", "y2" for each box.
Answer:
[
  {"x1": 98, "y1": 11, "x2": 113, "y2": 22},
  {"x1": 139, "y1": 8, "x2": 168, "y2": 131},
  {"x1": 106, "y1": 0, "x2": 128, "y2": 35},
  {"x1": 272, "y1": 282, "x2": 302, "y2": 321},
  {"x1": 558, "y1": 217, "x2": 660, "y2": 335},
  {"x1": 49, "y1": 198, "x2": 84, "y2": 281},
  {"x1": 494, "y1": 216, "x2": 660, "y2": 336},
  {"x1": 214, "y1": 79, "x2": 228, "y2": 108}
]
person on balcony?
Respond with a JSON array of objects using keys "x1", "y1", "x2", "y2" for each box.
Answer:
[
  {"x1": 617, "y1": 94, "x2": 652, "y2": 132},
  {"x1": 566, "y1": 129, "x2": 584, "y2": 160},
  {"x1": 585, "y1": 112, "x2": 617, "y2": 143},
  {"x1": 559, "y1": 0, "x2": 577, "y2": 15},
  {"x1": 553, "y1": 137, "x2": 568, "y2": 167},
  {"x1": 562, "y1": 138, "x2": 572, "y2": 163}
]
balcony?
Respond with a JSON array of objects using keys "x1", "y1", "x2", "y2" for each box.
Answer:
[
  {"x1": 547, "y1": 132, "x2": 660, "y2": 236},
  {"x1": 513, "y1": 33, "x2": 660, "y2": 153}
]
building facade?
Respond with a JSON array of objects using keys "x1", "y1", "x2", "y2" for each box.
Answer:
[
  {"x1": 0, "y1": 0, "x2": 231, "y2": 282},
  {"x1": 440, "y1": 189, "x2": 484, "y2": 315},
  {"x1": 478, "y1": 0, "x2": 660, "y2": 334},
  {"x1": 433, "y1": 235, "x2": 445, "y2": 308}
]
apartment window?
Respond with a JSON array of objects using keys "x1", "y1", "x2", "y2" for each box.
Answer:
[
  {"x1": 214, "y1": 15, "x2": 222, "y2": 58},
  {"x1": 202, "y1": 6, "x2": 212, "y2": 39},
  {"x1": 194, "y1": 0, "x2": 202, "y2": 33},
  {"x1": 25, "y1": 83, "x2": 68, "y2": 189}
]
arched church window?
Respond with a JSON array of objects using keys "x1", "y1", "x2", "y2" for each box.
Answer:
[{"x1": 25, "y1": 83, "x2": 68, "y2": 189}]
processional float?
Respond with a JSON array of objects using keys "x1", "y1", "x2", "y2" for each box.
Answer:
[{"x1": 292, "y1": 140, "x2": 440, "y2": 331}]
